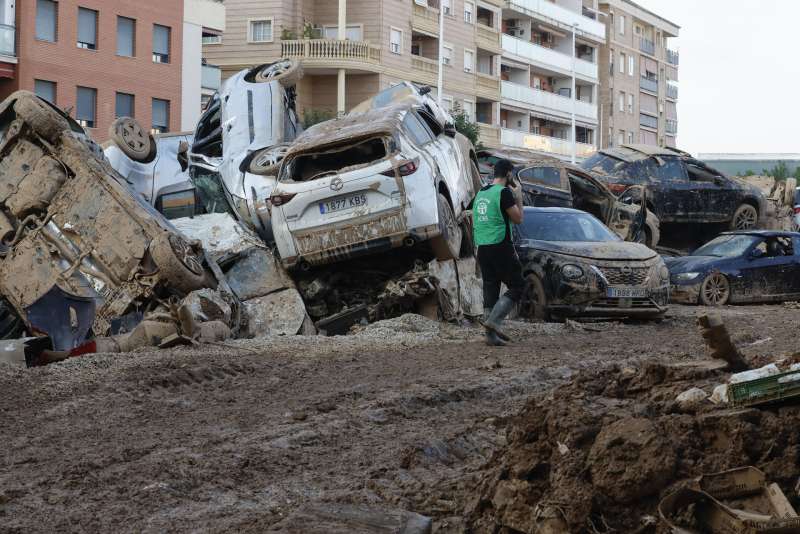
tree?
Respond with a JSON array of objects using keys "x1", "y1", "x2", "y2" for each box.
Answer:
[
  {"x1": 763, "y1": 161, "x2": 789, "y2": 180},
  {"x1": 793, "y1": 166, "x2": 800, "y2": 181},
  {"x1": 744, "y1": 169, "x2": 755, "y2": 177},
  {"x1": 302, "y1": 109, "x2": 335, "y2": 129},
  {"x1": 450, "y1": 103, "x2": 483, "y2": 150}
]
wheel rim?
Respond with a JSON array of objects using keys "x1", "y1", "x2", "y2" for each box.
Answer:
[
  {"x1": 254, "y1": 145, "x2": 288, "y2": 169},
  {"x1": 703, "y1": 273, "x2": 729, "y2": 305},
  {"x1": 118, "y1": 118, "x2": 148, "y2": 153},
  {"x1": 169, "y1": 235, "x2": 204, "y2": 276},
  {"x1": 260, "y1": 60, "x2": 290, "y2": 80},
  {"x1": 734, "y1": 206, "x2": 757, "y2": 229}
]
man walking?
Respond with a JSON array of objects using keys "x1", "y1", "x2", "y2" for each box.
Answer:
[{"x1": 472, "y1": 159, "x2": 525, "y2": 346}]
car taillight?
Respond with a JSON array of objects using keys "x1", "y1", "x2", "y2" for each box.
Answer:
[
  {"x1": 270, "y1": 193, "x2": 297, "y2": 207},
  {"x1": 381, "y1": 159, "x2": 419, "y2": 177},
  {"x1": 608, "y1": 183, "x2": 628, "y2": 194},
  {"x1": 794, "y1": 206, "x2": 800, "y2": 215}
]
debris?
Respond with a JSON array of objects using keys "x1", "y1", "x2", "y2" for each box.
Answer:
[
  {"x1": 315, "y1": 305, "x2": 369, "y2": 336},
  {"x1": 730, "y1": 363, "x2": 780, "y2": 384},
  {"x1": 698, "y1": 313, "x2": 750, "y2": 371},
  {"x1": 241, "y1": 289, "x2": 310, "y2": 337},
  {"x1": 181, "y1": 288, "x2": 233, "y2": 325},
  {"x1": 675, "y1": 387, "x2": 709, "y2": 410},
  {"x1": 710, "y1": 383, "x2": 729, "y2": 404},
  {"x1": 0, "y1": 337, "x2": 53, "y2": 367},
  {"x1": 728, "y1": 366, "x2": 800, "y2": 407},
  {"x1": 172, "y1": 213, "x2": 264, "y2": 261},
  {"x1": 224, "y1": 247, "x2": 294, "y2": 301},
  {"x1": 273, "y1": 504, "x2": 432, "y2": 533}
]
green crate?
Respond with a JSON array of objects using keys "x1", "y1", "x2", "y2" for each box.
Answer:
[{"x1": 728, "y1": 369, "x2": 800, "y2": 407}]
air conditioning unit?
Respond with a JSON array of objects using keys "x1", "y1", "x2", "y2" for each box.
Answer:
[{"x1": 511, "y1": 29, "x2": 525, "y2": 37}]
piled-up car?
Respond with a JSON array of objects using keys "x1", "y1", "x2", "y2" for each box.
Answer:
[{"x1": 0, "y1": 91, "x2": 218, "y2": 350}]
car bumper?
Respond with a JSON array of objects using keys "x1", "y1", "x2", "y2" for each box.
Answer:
[
  {"x1": 670, "y1": 282, "x2": 702, "y2": 304},
  {"x1": 548, "y1": 284, "x2": 670, "y2": 319}
]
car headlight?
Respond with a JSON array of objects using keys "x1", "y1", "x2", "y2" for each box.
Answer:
[
  {"x1": 673, "y1": 272, "x2": 701, "y2": 282},
  {"x1": 561, "y1": 264, "x2": 585, "y2": 280},
  {"x1": 659, "y1": 265, "x2": 670, "y2": 280}
]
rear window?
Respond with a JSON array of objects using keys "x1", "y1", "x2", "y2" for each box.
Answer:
[
  {"x1": 518, "y1": 166, "x2": 561, "y2": 189},
  {"x1": 281, "y1": 137, "x2": 391, "y2": 182},
  {"x1": 794, "y1": 188, "x2": 800, "y2": 206}
]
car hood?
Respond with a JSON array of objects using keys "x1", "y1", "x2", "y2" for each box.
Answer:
[
  {"x1": 663, "y1": 255, "x2": 720, "y2": 273},
  {"x1": 519, "y1": 239, "x2": 657, "y2": 261}
]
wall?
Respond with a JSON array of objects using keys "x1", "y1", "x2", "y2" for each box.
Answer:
[{"x1": 182, "y1": 21, "x2": 202, "y2": 131}]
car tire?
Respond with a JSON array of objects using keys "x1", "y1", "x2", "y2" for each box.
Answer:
[
  {"x1": 0, "y1": 297, "x2": 25, "y2": 340},
  {"x1": 13, "y1": 93, "x2": 69, "y2": 144},
  {"x1": 248, "y1": 144, "x2": 290, "y2": 176},
  {"x1": 730, "y1": 204, "x2": 758, "y2": 230},
  {"x1": 699, "y1": 272, "x2": 731, "y2": 306},
  {"x1": 254, "y1": 59, "x2": 303, "y2": 87},
  {"x1": 430, "y1": 193, "x2": 462, "y2": 261},
  {"x1": 108, "y1": 117, "x2": 156, "y2": 163},
  {"x1": 785, "y1": 178, "x2": 797, "y2": 205},
  {"x1": 520, "y1": 274, "x2": 549, "y2": 321},
  {"x1": 149, "y1": 233, "x2": 208, "y2": 294}
]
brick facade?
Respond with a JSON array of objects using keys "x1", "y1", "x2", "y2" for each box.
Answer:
[{"x1": 0, "y1": 0, "x2": 183, "y2": 141}]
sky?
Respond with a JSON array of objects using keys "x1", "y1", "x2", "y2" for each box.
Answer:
[{"x1": 633, "y1": 0, "x2": 800, "y2": 155}]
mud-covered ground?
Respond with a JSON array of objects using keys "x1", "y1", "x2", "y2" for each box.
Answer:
[{"x1": 1, "y1": 304, "x2": 798, "y2": 533}]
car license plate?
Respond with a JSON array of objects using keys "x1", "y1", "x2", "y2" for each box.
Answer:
[
  {"x1": 319, "y1": 193, "x2": 367, "y2": 214},
  {"x1": 607, "y1": 286, "x2": 648, "y2": 298}
]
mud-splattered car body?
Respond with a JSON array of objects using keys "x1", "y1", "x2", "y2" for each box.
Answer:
[
  {"x1": 515, "y1": 207, "x2": 669, "y2": 320},
  {"x1": 666, "y1": 230, "x2": 800, "y2": 305},
  {"x1": 794, "y1": 187, "x2": 800, "y2": 231},
  {"x1": 0, "y1": 91, "x2": 215, "y2": 349},
  {"x1": 189, "y1": 60, "x2": 303, "y2": 243},
  {"x1": 271, "y1": 88, "x2": 481, "y2": 270},
  {"x1": 582, "y1": 144, "x2": 767, "y2": 230}
]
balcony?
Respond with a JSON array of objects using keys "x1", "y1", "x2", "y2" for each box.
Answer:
[
  {"x1": 475, "y1": 24, "x2": 502, "y2": 54},
  {"x1": 639, "y1": 76, "x2": 658, "y2": 94},
  {"x1": 502, "y1": 34, "x2": 598, "y2": 80},
  {"x1": 639, "y1": 113, "x2": 658, "y2": 130},
  {"x1": 478, "y1": 123, "x2": 501, "y2": 148},
  {"x1": 282, "y1": 39, "x2": 382, "y2": 71},
  {"x1": 201, "y1": 64, "x2": 221, "y2": 91},
  {"x1": 639, "y1": 38, "x2": 655, "y2": 56},
  {"x1": 666, "y1": 119, "x2": 678, "y2": 134},
  {"x1": 666, "y1": 84, "x2": 678, "y2": 100},
  {"x1": 501, "y1": 81, "x2": 597, "y2": 121},
  {"x1": 411, "y1": 55, "x2": 439, "y2": 86},
  {"x1": 0, "y1": 24, "x2": 15, "y2": 57},
  {"x1": 667, "y1": 49, "x2": 679, "y2": 66},
  {"x1": 476, "y1": 73, "x2": 501, "y2": 101},
  {"x1": 501, "y1": 128, "x2": 595, "y2": 158},
  {"x1": 412, "y1": 3, "x2": 440, "y2": 36},
  {"x1": 506, "y1": 0, "x2": 605, "y2": 42}
]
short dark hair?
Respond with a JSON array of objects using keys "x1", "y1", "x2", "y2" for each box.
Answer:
[{"x1": 493, "y1": 159, "x2": 514, "y2": 179}]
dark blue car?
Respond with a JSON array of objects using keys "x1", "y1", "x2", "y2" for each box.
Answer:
[{"x1": 665, "y1": 231, "x2": 800, "y2": 305}]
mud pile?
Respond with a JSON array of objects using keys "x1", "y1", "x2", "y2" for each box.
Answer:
[{"x1": 464, "y1": 362, "x2": 800, "y2": 533}]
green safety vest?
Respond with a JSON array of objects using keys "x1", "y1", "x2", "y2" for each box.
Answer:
[{"x1": 473, "y1": 184, "x2": 510, "y2": 246}]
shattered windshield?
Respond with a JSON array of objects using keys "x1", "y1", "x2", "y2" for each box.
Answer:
[
  {"x1": 190, "y1": 167, "x2": 234, "y2": 216},
  {"x1": 518, "y1": 212, "x2": 620, "y2": 242},
  {"x1": 582, "y1": 153, "x2": 627, "y2": 175},
  {"x1": 693, "y1": 234, "x2": 760, "y2": 258}
]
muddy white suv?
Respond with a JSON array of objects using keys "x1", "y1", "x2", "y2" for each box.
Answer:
[{"x1": 0, "y1": 91, "x2": 215, "y2": 349}]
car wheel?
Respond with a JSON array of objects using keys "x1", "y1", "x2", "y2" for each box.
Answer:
[
  {"x1": 699, "y1": 272, "x2": 731, "y2": 306},
  {"x1": 108, "y1": 117, "x2": 156, "y2": 163},
  {"x1": 248, "y1": 144, "x2": 290, "y2": 176},
  {"x1": 0, "y1": 297, "x2": 25, "y2": 340},
  {"x1": 254, "y1": 59, "x2": 303, "y2": 87},
  {"x1": 430, "y1": 193, "x2": 463, "y2": 261},
  {"x1": 730, "y1": 204, "x2": 758, "y2": 230},
  {"x1": 13, "y1": 92, "x2": 70, "y2": 144},
  {"x1": 520, "y1": 274, "x2": 549, "y2": 321},
  {"x1": 149, "y1": 233, "x2": 208, "y2": 294}
]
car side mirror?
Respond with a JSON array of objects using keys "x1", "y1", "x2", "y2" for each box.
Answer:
[
  {"x1": 750, "y1": 248, "x2": 764, "y2": 260},
  {"x1": 444, "y1": 124, "x2": 457, "y2": 138}
]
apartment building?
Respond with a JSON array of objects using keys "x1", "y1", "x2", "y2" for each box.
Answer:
[
  {"x1": 0, "y1": 0, "x2": 185, "y2": 140},
  {"x1": 499, "y1": 0, "x2": 606, "y2": 160},
  {"x1": 598, "y1": 0, "x2": 679, "y2": 148},
  {"x1": 0, "y1": 1, "x2": 15, "y2": 80},
  {"x1": 203, "y1": 0, "x2": 504, "y2": 147},
  {"x1": 183, "y1": 0, "x2": 225, "y2": 130}
]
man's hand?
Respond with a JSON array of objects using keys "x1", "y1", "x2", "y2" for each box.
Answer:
[
  {"x1": 510, "y1": 182, "x2": 524, "y2": 212},
  {"x1": 506, "y1": 182, "x2": 524, "y2": 225}
]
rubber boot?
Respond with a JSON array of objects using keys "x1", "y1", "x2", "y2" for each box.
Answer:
[
  {"x1": 481, "y1": 307, "x2": 511, "y2": 342},
  {"x1": 485, "y1": 329, "x2": 507, "y2": 347},
  {"x1": 485, "y1": 295, "x2": 515, "y2": 342}
]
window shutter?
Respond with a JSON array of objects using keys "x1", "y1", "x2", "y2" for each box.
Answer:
[
  {"x1": 153, "y1": 25, "x2": 170, "y2": 55},
  {"x1": 36, "y1": 0, "x2": 57, "y2": 41},
  {"x1": 117, "y1": 17, "x2": 135, "y2": 56},
  {"x1": 76, "y1": 87, "x2": 96, "y2": 122},
  {"x1": 78, "y1": 8, "x2": 97, "y2": 46},
  {"x1": 152, "y1": 99, "x2": 169, "y2": 128}
]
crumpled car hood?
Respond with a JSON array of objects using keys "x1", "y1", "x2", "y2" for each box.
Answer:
[{"x1": 519, "y1": 240, "x2": 657, "y2": 261}]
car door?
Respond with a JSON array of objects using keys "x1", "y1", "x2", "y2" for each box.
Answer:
[
  {"x1": 647, "y1": 156, "x2": 690, "y2": 222},
  {"x1": 737, "y1": 238, "x2": 792, "y2": 301},
  {"x1": 685, "y1": 160, "x2": 731, "y2": 222},
  {"x1": 517, "y1": 166, "x2": 570, "y2": 207},
  {"x1": 790, "y1": 237, "x2": 800, "y2": 296}
]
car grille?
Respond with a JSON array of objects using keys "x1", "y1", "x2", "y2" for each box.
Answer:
[
  {"x1": 598, "y1": 267, "x2": 649, "y2": 286},
  {"x1": 592, "y1": 298, "x2": 658, "y2": 309}
]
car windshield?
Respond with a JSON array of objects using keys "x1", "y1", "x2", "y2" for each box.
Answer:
[
  {"x1": 518, "y1": 212, "x2": 621, "y2": 242},
  {"x1": 693, "y1": 234, "x2": 760, "y2": 257},
  {"x1": 581, "y1": 152, "x2": 627, "y2": 175}
]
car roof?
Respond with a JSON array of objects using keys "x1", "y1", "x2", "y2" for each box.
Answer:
[
  {"x1": 522, "y1": 206, "x2": 587, "y2": 215},
  {"x1": 720, "y1": 230, "x2": 800, "y2": 238},
  {"x1": 598, "y1": 144, "x2": 690, "y2": 162}
]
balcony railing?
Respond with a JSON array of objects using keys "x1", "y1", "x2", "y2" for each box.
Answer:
[
  {"x1": 501, "y1": 81, "x2": 598, "y2": 121},
  {"x1": 475, "y1": 23, "x2": 501, "y2": 52},
  {"x1": 412, "y1": 3, "x2": 440, "y2": 35},
  {"x1": 501, "y1": 128, "x2": 595, "y2": 158},
  {"x1": 502, "y1": 34, "x2": 598, "y2": 80},
  {"x1": 477, "y1": 72, "x2": 501, "y2": 96},
  {"x1": 201, "y1": 64, "x2": 221, "y2": 91},
  {"x1": 666, "y1": 49, "x2": 679, "y2": 65},
  {"x1": 639, "y1": 76, "x2": 658, "y2": 93},
  {"x1": 506, "y1": 0, "x2": 605, "y2": 41},
  {"x1": 639, "y1": 38, "x2": 655, "y2": 56},
  {"x1": 666, "y1": 119, "x2": 678, "y2": 134},
  {"x1": 282, "y1": 39, "x2": 381, "y2": 65},
  {"x1": 666, "y1": 84, "x2": 678, "y2": 100},
  {"x1": 478, "y1": 123, "x2": 501, "y2": 147},
  {"x1": 0, "y1": 24, "x2": 15, "y2": 57},
  {"x1": 640, "y1": 113, "x2": 658, "y2": 129}
]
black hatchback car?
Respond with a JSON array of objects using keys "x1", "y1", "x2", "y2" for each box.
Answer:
[{"x1": 582, "y1": 145, "x2": 766, "y2": 231}]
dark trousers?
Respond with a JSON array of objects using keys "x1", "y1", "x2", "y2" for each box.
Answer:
[{"x1": 477, "y1": 242, "x2": 525, "y2": 309}]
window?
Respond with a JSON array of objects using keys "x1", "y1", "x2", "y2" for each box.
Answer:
[
  {"x1": 36, "y1": 0, "x2": 58, "y2": 42},
  {"x1": 627, "y1": 131, "x2": 634, "y2": 144},
  {"x1": 34, "y1": 80, "x2": 56, "y2": 103},
  {"x1": 323, "y1": 24, "x2": 362, "y2": 40},
  {"x1": 618, "y1": 15, "x2": 625, "y2": 35},
  {"x1": 202, "y1": 32, "x2": 222, "y2": 45},
  {"x1": 628, "y1": 55, "x2": 634, "y2": 76},
  {"x1": 390, "y1": 28, "x2": 402, "y2": 54},
  {"x1": 619, "y1": 53, "x2": 625, "y2": 74},
  {"x1": 417, "y1": 109, "x2": 443, "y2": 136},
  {"x1": 403, "y1": 113, "x2": 433, "y2": 146},
  {"x1": 442, "y1": 96, "x2": 454, "y2": 112},
  {"x1": 77, "y1": 7, "x2": 97, "y2": 49},
  {"x1": 153, "y1": 24, "x2": 171, "y2": 63},
  {"x1": 518, "y1": 166, "x2": 561, "y2": 188},
  {"x1": 464, "y1": 49, "x2": 475, "y2": 73},
  {"x1": 462, "y1": 100, "x2": 475, "y2": 121},
  {"x1": 464, "y1": 1, "x2": 474, "y2": 23},
  {"x1": 608, "y1": 127, "x2": 613, "y2": 147},
  {"x1": 618, "y1": 130, "x2": 625, "y2": 146},
  {"x1": 76, "y1": 86, "x2": 97, "y2": 128},
  {"x1": 248, "y1": 19, "x2": 273, "y2": 42},
  {"x1": 442, "y1": 0, "x2": 452, "y2": 16},
  {"x1": 442, "y1": 45, "x2": 453, "y2": 66},
  {"x1": 117, "y1": 16, "x2": 135, "y2": 56},
  {"x1": 152, "y1": 98, "x2": 170, "y2": 133},
  {"x1": 627, "y1": 93, "x2": 633, "y2": 114},
  {"x1": 115, "y1": 92, "x2": 134, "y2": 118},
  {"x1": 618, "y1": 91, "x2": 625, "y2": 112}
]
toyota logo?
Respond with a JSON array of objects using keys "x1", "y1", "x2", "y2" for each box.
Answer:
[{"x1": 330, "y1": 177, "x2": 344, "y2": 191}]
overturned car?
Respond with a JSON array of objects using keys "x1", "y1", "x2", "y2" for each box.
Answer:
[{"x1": 0, "y1": 91, "x2": 217, "y2": 349}]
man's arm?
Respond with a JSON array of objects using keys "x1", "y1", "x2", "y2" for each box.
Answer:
[
  {"x1": 501, "y1": 186, "x2": 524, "y2": 225},
  {"x1": 505, "y1": 205, "x2": 523, "y2": 225}
]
